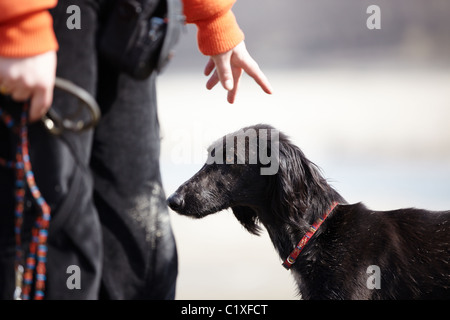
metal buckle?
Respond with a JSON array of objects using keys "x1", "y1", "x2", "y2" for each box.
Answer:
[{"x1": 41, "y1": 77, "x2": 101, "y2": 135}]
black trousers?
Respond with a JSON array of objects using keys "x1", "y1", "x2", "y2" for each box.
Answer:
[{"x1": 0, "y1": 0, "x2": 177, "y2": 299}]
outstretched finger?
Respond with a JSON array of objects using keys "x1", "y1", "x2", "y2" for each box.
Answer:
[
  {"x1": 227, "y1": 67, "x2": 243, "y2": 104},
  {"x1": 212, "y1": 54, "x2": 234, "y2": 91},
  {"x1": 241, "y1": 59, "x2": 273, "y2": 95},
  {"x1": 206, "y1": 70, "x2": 220, "y2": 90},
  {"x1": 204, "y1": 58, "x2": 215, "y2": 76}
]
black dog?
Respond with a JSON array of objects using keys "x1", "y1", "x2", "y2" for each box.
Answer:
[{"x1": 168, "y1": 124, "x2": 450, "y2": 299}]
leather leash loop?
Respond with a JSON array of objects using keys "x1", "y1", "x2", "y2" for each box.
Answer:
[{"x1": 41, "y1": 77, "x2": 101, "y2": 135}]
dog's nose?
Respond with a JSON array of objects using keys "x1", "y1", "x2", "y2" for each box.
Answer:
[{"x1": 167, "y1": 193, "x2": 185, "y2": 211}]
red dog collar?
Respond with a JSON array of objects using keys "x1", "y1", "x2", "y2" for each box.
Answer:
[{"x1": 282, "y1": 202, "x2": 340, "y2": 270}]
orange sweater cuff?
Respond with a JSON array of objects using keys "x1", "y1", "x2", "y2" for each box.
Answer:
[
  {"x1": 195, "y1": 10, "x2": 244, "y2": 56},
  {"x1": 0, "y1": 10, "x2": 58, "y2": 57}
]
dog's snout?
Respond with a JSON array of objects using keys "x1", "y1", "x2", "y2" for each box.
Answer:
[{"x1": 167, "y1": 193, "x2": 185, "y2": 212}]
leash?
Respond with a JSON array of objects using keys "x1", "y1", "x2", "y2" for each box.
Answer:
[
  {"x1": 42, "y1": 77, "x2": 101, "y2": 135},
  {"x1": 0, "y1": 103, "x2": 50, "y2": 300},
  {"x1": 0, "y1": 78, "x2": 100, "y2": 299},
  {"x1": 282, "y1": 201, "x2": 340, "y2": 270}
]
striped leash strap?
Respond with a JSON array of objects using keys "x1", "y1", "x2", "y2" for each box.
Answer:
[{"x1": 0, "y1": 103, "x2": 51, "y2": 300}]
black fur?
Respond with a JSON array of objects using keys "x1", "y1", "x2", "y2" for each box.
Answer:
[{"x1": 168, "y1": 124, "x2": 450, "y2": 299}]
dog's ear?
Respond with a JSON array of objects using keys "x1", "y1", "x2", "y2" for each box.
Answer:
[
  {"x1": 268, "y1": 136, "x2": 329, "y2": 225},
  {"x1": 232, "y1": 206, "x2": 262, "y2": 235},
  {"x1": 269, "y1": 139, "x2": 307, "y2": 220}
]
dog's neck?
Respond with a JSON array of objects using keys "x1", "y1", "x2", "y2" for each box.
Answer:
[{"x1": 259, "y1": 185, "x2": 346, "y2": 266}]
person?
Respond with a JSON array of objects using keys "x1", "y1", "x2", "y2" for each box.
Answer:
[{"x1": 0, "y1": 0, "x2": 272, "y2": 299}]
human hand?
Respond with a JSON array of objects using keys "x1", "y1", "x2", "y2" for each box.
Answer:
[
  {"x1": 204, "y1": 41, "x2": 273, "y2": 104},
  {"x1": 0, "y1": 51, "x2": 57, "y2": 122}
]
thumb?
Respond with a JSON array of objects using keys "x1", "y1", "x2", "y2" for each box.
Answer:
[{"x1": 29, "y1": 86, "x2": 53, "y2": 122}]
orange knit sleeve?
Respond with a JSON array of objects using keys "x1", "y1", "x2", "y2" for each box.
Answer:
[
  {"x1": 182, "y1": 0, "x2": 244, "y2": 56},
  {"x1": 0, "y1": 0, "x2": 58, "y2": 57}
]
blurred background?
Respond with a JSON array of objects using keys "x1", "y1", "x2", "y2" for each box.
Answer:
[{"x1": 157, "y1": 0, "x2": 450, "y2": 299}]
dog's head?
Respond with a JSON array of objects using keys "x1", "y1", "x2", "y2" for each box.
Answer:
[{"x1": 167, "y1": 124, "x2": 330, "y2": 235}]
